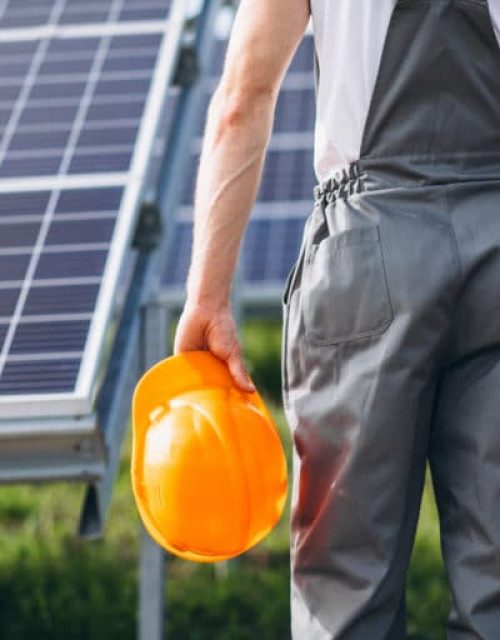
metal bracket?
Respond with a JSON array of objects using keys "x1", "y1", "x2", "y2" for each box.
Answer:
[
  {"x1": 173, "y1": 44, "x2": 200, "y2": 87},
  {"x1": 132, "y1": 201, "x2": 163, "y2": 251}
]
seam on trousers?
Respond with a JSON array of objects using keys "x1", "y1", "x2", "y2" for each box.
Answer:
[
  {"x1": 437, "y1": 184, "x2": 467, "y2": 370},
  {"x1": 444, "y1": 184, "x2": 464, "y2": 280}
]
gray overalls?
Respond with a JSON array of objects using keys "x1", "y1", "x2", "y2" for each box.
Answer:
[{"x1": 281, "y1": 1, "x2": 500, "y2": 637}]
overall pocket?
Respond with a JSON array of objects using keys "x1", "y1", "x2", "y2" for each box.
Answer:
[{"x1": 302, "y1": 224, "x2": 394, "y2": 346}]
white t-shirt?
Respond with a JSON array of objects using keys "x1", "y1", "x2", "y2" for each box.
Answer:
[{"x1": 310, "y1": 0, "x2": 500, "y2": 182}]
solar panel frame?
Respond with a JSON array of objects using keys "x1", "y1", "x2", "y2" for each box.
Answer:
[{"x1": 0, "y1": 0, "x2": 187, "y2": 419}]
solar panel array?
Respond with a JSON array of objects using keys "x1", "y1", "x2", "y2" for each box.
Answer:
[
  {"x1": 0, "y1": 0, "x2": 184, "y2": 417},
  {"x1": 163, "y1": 32, "x2": 317, "y2": 296}
]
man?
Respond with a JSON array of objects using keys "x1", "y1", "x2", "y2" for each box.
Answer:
[{"x1": 173, "y1": 0, "x2": 500, "y2": 637}]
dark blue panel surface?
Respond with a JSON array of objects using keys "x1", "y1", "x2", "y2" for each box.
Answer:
[
  {"x1": 46, "y1": 37, "x2": 101, "y2": 56},
  {"x1": 30, "y1": 81, "x2": 86, "y2": 100},
  {"x1": 68, "y1": 150, "x2": 132, "y2": 173},
  {"x1": 257, "y1": 149, "x2": 316, "y2": 202},
  {"x1": 18, "y1": 105, "x2": 80, "y2": 127},
  {"x1": 94, "y1": 77, "x2": 152, "y2": 97},
  {"x1": 0, "y1": 61, "x2": 33, "y2": 80},
  {"x1": 0, "y1": 254, "x2": 30, "y2": 282},
  {"x1": 289, "y1": 36, "x2": 315, "y2": 73},
  {"x1": 118, "y1": 7, "x2": 169, "y2": 22},
  {"x1": 25, "y1": 283, "x2": 99, "y2": 315},
  {"x1": 35, "y1": 248, "x2": 108, "y2": 280},
  {"x1": 11, "y1": 319, "x2": 90, "y2": 354},
  {"x1": 0, "y1": 191, "x2": 51, "y2": 217},
  {"x1": 0, "y1": 222, "x2": 41, "y2": 247},
  {"x1": 244, "y1": 220, "x2": 270, "y2": 283},
  {"x1": 58, "y1": 9, "x2": 111, "y2": 26},
  {"x1": 0, "y1": 110, "x2": 12, "y2": 127},
  {"x1": 76, "y1": 125, "x2": 139, "y2": 147},
  {"x1": 0, "y1": 360, "x2": 81, "y2": 393},
  {"x1": 10, "y1": 129, "x2": 72, "y2": 152},
  {"x1": 102, "y1": 55, "x2": 158, "y2": 73},
  {"x1": 55, "y1": 187, "x2": 123, "y2": 213},
  {"x1": 0, "y1": 41, "x2": 39, "y2": 57},
  {"x1": 86, "y1": 99, "x2": 145, "y2": 122},
  {"x1": 45, "y1": 218, "x2": 115, "y2": 245},
  {"x1": 274, "y1": 88, "x2": 316, "y2": 133},
  {"x1": 0, "y1": 155, "x2": 62, "y2": 178},
  {"x1": 0, "y1": 288, "x2": 20, "y2": 317},
  {"x1": 38, "y1": 58, "x2": 94, "y2": 76},
  {"x1": 108, "y1": 33, "x2": 163, "y2": 51},
  {"x1": 163, "y1": 222, "x2": 192, "y2": 287},
  {"x1": 0, "y1": 84, "x2": 23, "y2": 102}
]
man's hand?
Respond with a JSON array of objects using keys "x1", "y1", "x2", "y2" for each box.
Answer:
[{"x1": 173, "y1": 301, "x2": 255, "y2": 393}]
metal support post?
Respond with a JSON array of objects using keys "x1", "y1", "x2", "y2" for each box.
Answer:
[{"x1": 138, "y1": 303, "x2": 170, "y2": 640}]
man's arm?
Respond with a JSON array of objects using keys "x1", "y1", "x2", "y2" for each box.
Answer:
[{"x1": 173, "y1": 0, "x2": 311, "y2": 390}]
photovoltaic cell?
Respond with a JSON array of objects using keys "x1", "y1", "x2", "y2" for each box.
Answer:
[
  {"x1": 11, "y1": 319, "x2": 91, "y2": 355},
  {"x1": 0, "y1": 289, "x2": 19, "y2": 318},
  {"x1": 35, "y1": 247, "x2": 108, "y2": 279},
  {"x1": 24, "y1": 283, "x2": 99, "y2": 315},
  {"x1": 0, "y1": 360, "x2": 81, "y2": 394}
]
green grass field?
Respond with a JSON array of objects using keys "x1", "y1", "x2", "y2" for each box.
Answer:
[{"x1": 0, "y1": 319, "x2": 451, "y2": 639}]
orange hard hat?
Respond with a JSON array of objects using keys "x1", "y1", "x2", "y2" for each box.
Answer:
[{"x1": 131, "y1": 350, "x2": 288, "y2": 563}]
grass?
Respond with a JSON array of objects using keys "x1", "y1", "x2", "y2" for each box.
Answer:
[{"x1": 0, "y1": 319, "x2": 451, "y2": 639}]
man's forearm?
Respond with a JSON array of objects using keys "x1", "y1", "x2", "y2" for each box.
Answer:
[{"x1": 186, "y1": 84, "x2": 276, "y2": 310}]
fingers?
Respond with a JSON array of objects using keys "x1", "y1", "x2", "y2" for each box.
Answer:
[
  {"x1": 226, "y1": 344, "x2": 256, "y2": 393},
  {"x1": 173, "y1": 303, "x2": 256, "y2": 393}
]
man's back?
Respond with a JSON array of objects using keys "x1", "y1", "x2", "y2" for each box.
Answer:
[{"x1": 310, "y1": 0, "x2": 500, "y2": 181}]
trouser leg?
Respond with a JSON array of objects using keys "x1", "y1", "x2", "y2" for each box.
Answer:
[
  {"x1": 429, "y1": 349, "x2": 500, "y2": 639},
  {"x1": 288, "y1": 339, "x2": 435, "y2": 640},
  {"x1": 427, "y1": 181, "x2": 500, "y2": 640},
  {"x1": 284, "y1": 188, "x2": 460, "y2": 639}
]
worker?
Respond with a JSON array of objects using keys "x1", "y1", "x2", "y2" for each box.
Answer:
[{"x1": 173, "y1": 0, "x2": 500, "y2": 637}]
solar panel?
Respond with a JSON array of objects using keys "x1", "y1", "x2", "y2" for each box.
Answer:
[
  {"x1": 0, "y1": 1, "x2": 172, "y2": 30},
  {"x1": 0, "y1": 0, "x2": 187, "y2": 418},
  {"x1": 163, "y1": 30, "x2": 317, "y2": 301}
]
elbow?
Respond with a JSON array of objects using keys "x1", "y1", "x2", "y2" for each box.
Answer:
[{"x1": 210, "y1": 79, "x2": 276, "y2": 131}]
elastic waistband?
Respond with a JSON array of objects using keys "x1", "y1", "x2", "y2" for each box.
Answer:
[
  {"x1": 313, "y1": 160, "x2": 364, "y2": 206},
  {"x1": 313, "y1": 156, "x2": 500, "y2": 203}
]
